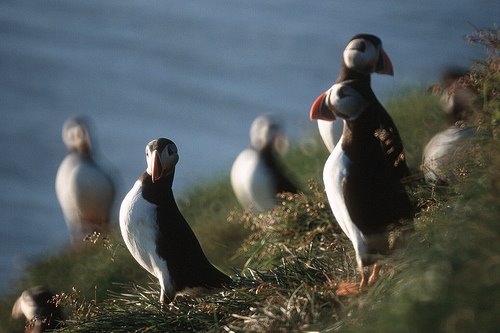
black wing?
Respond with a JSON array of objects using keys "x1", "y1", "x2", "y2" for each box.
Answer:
[
  {"x1": 156, "y1": 203, "x2": 231, "y2": 291},
  {"x1": 261, "y1": 147, "x2": 299, "y2": 194}
]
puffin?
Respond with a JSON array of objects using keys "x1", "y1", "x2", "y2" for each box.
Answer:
[
  {"x1": 310, "y1": 79, "x2": 413, "y2": 295},
  {"x1": 12, "y1": 287, "x2": 64, "y2": 332},
  {"x1": 230, "y1": 114, "x2": 299, "y2": 212},
  {"x1": 316, "y1": 34, "x2": 395, "y2": 153},
  {"x1": 119, "y1": 138, "x2": 232, "y2": 303},
  {"x1": 422, "y1": 69, "x2": 478, "y2": 185},
  {"x1": 55, "y1": 116, "x2": 116, "y2": 245}
]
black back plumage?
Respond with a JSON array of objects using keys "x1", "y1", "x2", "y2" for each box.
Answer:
[
  {"x1": 259, "y1": 144, "x2": 298, "y2": 195},
  {"x1": 139, "y1": 156, "x2": 231, "y2": 292},
  {"x1": 340, "y1": 80, "x2": 413, "y2": 236},
  {"x1": 338, "y1": 46, "x2": 410, "y2": 180}
]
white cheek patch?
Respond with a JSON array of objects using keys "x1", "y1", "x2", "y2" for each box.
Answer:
[
  {"x1": 145, "y1": 148, "x2": 179, "y2": 178},
  {"x1": 327, "y1": 84, "x2": 369, "y2": 120},
  {"x1": 251, "y1": 123, "x2": 271, "y2": 150},
  {"x1": 160, "y1": 149, "x2": 179, "y2": 173},
  {"x1": 64, "y1": 126, "x2": 84, "y2": 148},
  {"x1": 250, "y1": 115, "x2": 281, "y2": 151},
  {"x1": 343, "y1": 39, "x2": 379, "y2": 72},
  {"x1": 160, "y1": 149, "x2": 170, "y2": 167}
]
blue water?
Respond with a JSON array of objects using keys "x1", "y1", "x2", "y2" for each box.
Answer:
[{"x1": 0, "y1": 0, "x2": 497, "y2": 294}]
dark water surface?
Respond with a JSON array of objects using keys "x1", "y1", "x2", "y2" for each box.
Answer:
[{"x1": 0, "y1": 0, "x2": 497, "y2": 293}]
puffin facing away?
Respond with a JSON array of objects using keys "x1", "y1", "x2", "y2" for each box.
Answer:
[
  {"x1": 317, "y1": 33, "x2": 394, "y2": 152},
  {"x1": 12, "y1": 287, "x2": 64, "y2": 332},
  {"x1": 120, "y1": 138, "x2": 231, "y2": 303},
  {"x1": 55, "y1": 116, "x2": 116, "y2": 244},
  {"x1": 231, "y1": 114, "x2": 299, "y2": 212},
  {"x1": 310, "y1": 80, "x2": 413, "y2": 295}
]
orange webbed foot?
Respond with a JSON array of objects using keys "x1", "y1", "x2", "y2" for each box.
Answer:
[{"x1": 336, "y1": 281, "x2": 362, "y2": 296}]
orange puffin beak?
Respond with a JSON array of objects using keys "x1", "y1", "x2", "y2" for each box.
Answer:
[
  {"x1": 310, "y1": 92, "x2": 336, "y2": 121},
  {"x1": 375, "y1": 49, "x2": 394, "y2": 76},
  {"x1": 151, "y1": 150, "x2": 162, "y2": 183}
]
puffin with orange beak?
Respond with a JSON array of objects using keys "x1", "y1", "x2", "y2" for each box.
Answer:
[
  {"x1": 310, "y1": 60, "x2": 413, "y2": 294},
  {"x1": 120, "y1": 138, "x2": 231, "y2": 304},
  {"x1": 317, "y1": 34, "x2": 394, "y2": 152},
  {"x1": 340, "y1": 34, "x2": 394, "y2": 79}
]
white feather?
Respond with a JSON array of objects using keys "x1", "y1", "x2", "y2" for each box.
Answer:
[
  {"x1": 230, "y1": 148, "x2": 276, "y2": 212},
  {"x1": 422, "y1": 126, "x2": 475, "y2": 184},
  {"x1": 343, "y1": 38, "x2": 379, "y2": 73},
  {"x1": 323, "y1": 140, "x2": 367, "y2": 269},
  {"x1": 317, "y1": 119, "x2": 344, "y2": 153},
  {"x1": 12, "y1": 291, "x2": 37, "y2": 320},
  {"x1": 55, "y1": 154, "x2": 115, "y2": 242},
  {"x1": 119, "y1": 180, "x2": 174, "y2": 298},
  {"x1": 326, "y1": 83, "x2": 369, "y2": 121}
]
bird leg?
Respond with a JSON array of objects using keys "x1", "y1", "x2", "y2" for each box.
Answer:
[
  {"x1": 368, "y1": 263, "x2": 380, "y2": 286},
  {"x1": 160, "y1": 287, "x2": 178, "y2": 311},
  {"x1": 160, "y1": 289, "x2": 172, "y2": 311},
  {"x1": 359, "y1": 267, "x2": 367, "y2": 290},
  {"x1": 336, "y1": 268, "x2": 366, "y2": 296},
  {"x1": 336, "y1": 263, "x2": 381, "y2": 295}
]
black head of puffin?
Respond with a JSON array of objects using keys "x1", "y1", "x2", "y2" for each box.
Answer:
[
  {"x1": 343, "y1": 34, "x2": 393, "y2": 76},
  {"x1": 311, "y1": 80, "x2": 372, "y2": 122},
  {"x1": 62, "y1": 116, "x2": 93, "y2": 156},
  {"x1": 145, "y1": 138, "x2": 179, "y2": 183}
]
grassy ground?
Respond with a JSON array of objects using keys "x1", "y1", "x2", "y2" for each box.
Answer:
[{"x1": 1, "y1": 29, "x2": 498, "y2": 332}]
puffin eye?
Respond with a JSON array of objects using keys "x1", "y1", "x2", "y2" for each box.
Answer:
[
  {"x1": 350, "y1": 39, "x2": 366, "y2": 52},
  {"x1": 337, "y1": 86, "x2": 347, "y2": 99}
]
